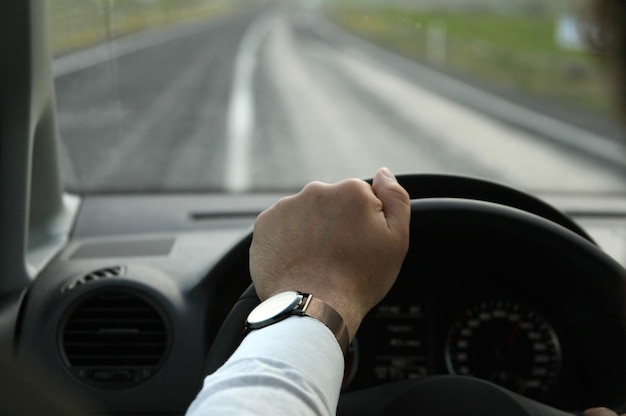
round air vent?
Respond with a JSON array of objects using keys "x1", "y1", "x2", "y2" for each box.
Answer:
[{"x1": 60, "y1": 289, "x2": 170, "y2": 389}]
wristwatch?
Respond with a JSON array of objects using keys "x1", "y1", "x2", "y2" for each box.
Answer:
[{"x1": 245, "y1": 291, "x2": 350, "y2": 355}]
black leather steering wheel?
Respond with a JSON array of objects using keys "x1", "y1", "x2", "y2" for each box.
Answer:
[{"x1": 205, "y1": 174, "x2": 626, "y2": 415}]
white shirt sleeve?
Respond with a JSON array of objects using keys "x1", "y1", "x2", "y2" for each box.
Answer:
[{"x1": 185, "y1": 315, "x2": 345, "y2": 416}]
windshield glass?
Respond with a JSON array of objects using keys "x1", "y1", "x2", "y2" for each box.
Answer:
[{"x1": 50, "y1": 0, "x2": 626, "y2": 194}]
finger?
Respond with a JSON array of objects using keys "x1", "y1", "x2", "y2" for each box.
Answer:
[
  {"x1": 371, "y1": 167, "x2": 410, "y2": 235},
  {"x1": 584, "y1": 408, "x2": 619, "y2": 416}
]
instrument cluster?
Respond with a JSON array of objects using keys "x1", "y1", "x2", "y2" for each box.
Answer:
[{"x1": 343, "y1": 295, "x2": 571, "y2": 407}]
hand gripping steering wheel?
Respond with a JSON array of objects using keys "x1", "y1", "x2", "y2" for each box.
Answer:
[{"x1": 204, "y1": 174, "x2": 626, "y2": 415}]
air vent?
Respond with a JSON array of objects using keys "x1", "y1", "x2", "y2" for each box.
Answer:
[
  {"x1": 64, "y1": 266, "x2": 125, "y2": 291},
  {"x1": 60, "y1": 290, "x2": 170, "y2": 388}
]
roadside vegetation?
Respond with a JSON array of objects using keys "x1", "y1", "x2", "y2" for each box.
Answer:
[
  {"x1": 327, "y1": 3, "x2": 614, "y2": 113},
  {"x1": 49, "y1": 0, "x2": 253, "y2": 56}
]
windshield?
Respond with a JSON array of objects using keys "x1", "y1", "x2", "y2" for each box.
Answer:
[{"x1": 50, "y1": 0, "x2": 626, "y2": 194}]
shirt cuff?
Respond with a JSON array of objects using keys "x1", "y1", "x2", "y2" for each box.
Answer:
[
  {"x1": 236, "y1": 314, "x2": 345, "y2": 390},
  {"x1": 187, "y1": 315, "x2": 346, "y2": 416}
]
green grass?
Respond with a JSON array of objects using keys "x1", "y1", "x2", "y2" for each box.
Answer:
[{"x1": 329, "y1": 6, "x2": 614, "y2": 113}]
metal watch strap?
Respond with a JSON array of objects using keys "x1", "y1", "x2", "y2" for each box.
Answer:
[{"x1": 299, "y1": 294, "x2": 350, "y2": 355}]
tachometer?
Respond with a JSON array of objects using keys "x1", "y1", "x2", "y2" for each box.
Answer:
[{"x1": 445, "y1": 300, "x2": 561, "y2": 399}]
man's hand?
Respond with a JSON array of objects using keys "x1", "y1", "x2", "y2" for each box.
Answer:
[{"x1": 250, "y1": 168, "x2": 410, "y2": 340}]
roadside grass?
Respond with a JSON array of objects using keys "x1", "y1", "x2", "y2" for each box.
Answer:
[
  {"x1": 328, "y1": 6, "x2": 614, "y2": 113},
  {"x1": 49, "y1": 0, "x2": 250, "y2": 56}
]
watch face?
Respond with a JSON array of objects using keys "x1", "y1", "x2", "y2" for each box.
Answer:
[{"x1": 247, "y1": 291, "x2": 302, "y2": 326}]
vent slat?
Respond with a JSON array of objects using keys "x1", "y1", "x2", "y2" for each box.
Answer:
[
  {"x1": 65, "y1": 342, "x2": 163, "y2": 350},
  {"x1": 64, "y1": 353, "x2": 165, "y2": 359},
  {"x1": 78, "y1": 305, "x2": 153, "y2": 308},
  {"x1": 66, "y1": 317, "x2": 162, "y2": 321},
  {"x1": 65, "y1": 267, "x2": 125, "y2": 291},
  {"x1": 66, "y1": 326, "x2": 162, "y2": 330},
  {"x1": 64, "y1": 353, "x2": 164, "y2": 358},
  {"x1": 64, "y1": 330, "x2": 165, "y2": 335},
  {"x1": 64, "y1": 334, "x2": 165, "y2": 339}
]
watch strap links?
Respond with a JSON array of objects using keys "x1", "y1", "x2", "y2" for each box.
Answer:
[{"x1": 301, "y1": 295, "x2": 350, "y2": 355}]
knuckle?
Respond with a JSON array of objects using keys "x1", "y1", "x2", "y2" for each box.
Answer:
[
  {"x1": 253, "y1": 209, "x2": 270, "y2": 231},
  {"x1": 274, "y1": 194, "x2": 294, "y2": 208},
  {"x1": 336, "y1": 178, "x2": 373, "y2": 200},
  {"x1": 256, "y1": 194, "x2": 294, "y2": 224},
  {"x1": 301, "y1": 180, "x2": 330, "y2": 197}
]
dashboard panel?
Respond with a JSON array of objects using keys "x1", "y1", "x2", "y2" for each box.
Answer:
[{"x1": 2, "y1": 192, "x2": 626, "y2": 415}]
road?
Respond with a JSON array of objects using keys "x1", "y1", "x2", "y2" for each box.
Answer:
[{"x1": 54, "y1": 5, "x2": 626, "y2": 193}]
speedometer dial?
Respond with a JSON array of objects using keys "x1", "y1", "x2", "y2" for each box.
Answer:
[{"x1": 445, "y1": 300, "x2": 561, "y2": 399}]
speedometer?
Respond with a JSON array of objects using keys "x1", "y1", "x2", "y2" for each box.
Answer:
[{"x1": 445, "y1": 300, "x2": 561, "y2": 399}]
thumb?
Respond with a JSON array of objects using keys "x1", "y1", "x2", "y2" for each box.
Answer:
[
  {"x1": 584, "y1": 408, "x2": 620, "y2": 416},
  {"x1": 372, "y1": 168, "x2": 410, "y2": 235}
]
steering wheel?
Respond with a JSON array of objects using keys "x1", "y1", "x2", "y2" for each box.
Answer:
[{"x1": 204, "y1": 174, "x2": 626, "y2": 415}]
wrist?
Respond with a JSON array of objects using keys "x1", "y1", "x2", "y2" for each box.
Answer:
[
  {"x1": 314, "y1": 295, "x2": 363, "y2": 341},
  {"x1": 246, "y1": 291, "x2": 351, "y2": 354}
]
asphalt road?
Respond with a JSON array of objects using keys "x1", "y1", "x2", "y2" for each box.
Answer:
[{"x1": 54, "y1": 5, "x2": 626, "y2": 193}]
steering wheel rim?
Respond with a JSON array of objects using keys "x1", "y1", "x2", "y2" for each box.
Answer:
[
  {"x1": 379, "y1": 173, "x2": 595, "y2": 243},
  {"x1": 204, "y1": 175, "x2": 626, "y2": 415},
  {"x1": 338, "y1": 375, "x2": 576, "y2": 416}
]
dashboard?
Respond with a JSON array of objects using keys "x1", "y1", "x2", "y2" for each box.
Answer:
[{"x1": 3, "y1": 183, "x2": 626, "y2": 415}]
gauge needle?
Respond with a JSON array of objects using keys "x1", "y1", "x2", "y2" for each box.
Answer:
[{"x1": 507, "y1": 321, "x2": 521, "y2": 345}]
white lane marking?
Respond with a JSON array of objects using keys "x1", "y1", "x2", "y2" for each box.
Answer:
[
  {"x1": 53, "y1": 18, "x2": 230, "y2": 77},
  {"x1": 312, "y1": 13, "x2": 626, "y2": 166},
  {"x1": 225, "y1": 12, "x2": 278, "y2": 192}
]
